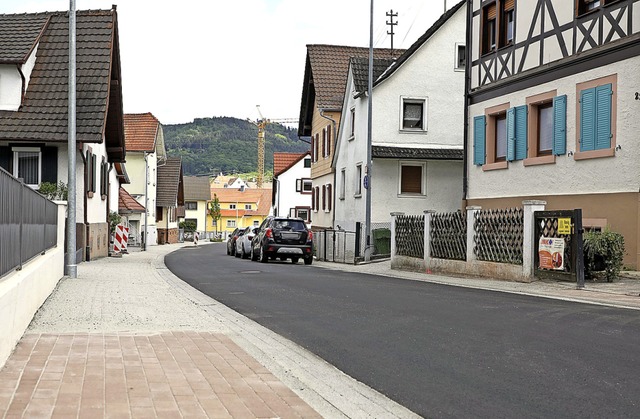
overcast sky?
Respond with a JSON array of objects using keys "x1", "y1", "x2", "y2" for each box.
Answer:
[{"x1": 1, "y1": 0, "x2": 456, "y2": 125}]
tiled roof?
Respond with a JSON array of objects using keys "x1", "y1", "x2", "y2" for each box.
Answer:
[
  {"x1": 211, "y1": 188, "x2": 272, "y2": 217},
  {"x1": 183, "y1": 176, "x2": 211, "y2": 201},
  {"x1": 118, "y1": 187, "x2": 145, "y2": 213},
  {"x1": 124, "y1": 113, "x2": 160, "y2": 152},
  {"x1": 0, "y1": 13, "x2": 49, "y2": 64},
  {"x1": 273, "y1": 152, "x2": 308, "y2": 177},
  {"x1": 0, "y1": 9, "x2": 125, "y2": 161},
  {"x1": 157, "y1": 157, "x2": 182, "y2": 207},
  {"x1": 375, "y1": 1, "x2": 465, "y2": 87},
  {"x1": 298, "y1": 44, "x2": 403, "y2": 136},
  {"x1": 351, "y1": 57, "x2": 396, "y2": 96},
  {"x1": 372, "y1": 145, "x2": 463, "y2": 160}
]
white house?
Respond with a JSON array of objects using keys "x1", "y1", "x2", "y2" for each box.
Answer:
[
  {"x1": 0, "y1": 8, "x2": 126, "y2": 261},
  {"x1": 333, "y1": 1, "x2": 467, "y2": 235},
  {"x1": 466, "y1": 0, "x2": 640, "y2": 268},
  {"x1": 123, "y1": 113, "x2": 167, "y2": 247},
  {"x1": 182, "y1": 176, "x2": 212, "y2": 236},
  {"x1": 272, "y1": 152, "x2": 312, "y2": 223}
]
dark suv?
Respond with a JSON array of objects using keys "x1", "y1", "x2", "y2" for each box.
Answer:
[{"x1": 250, "y1": 217, "x2": 313, "y2": 264}]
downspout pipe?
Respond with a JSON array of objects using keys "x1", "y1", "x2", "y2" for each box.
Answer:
[{"x1": 462, "y1": 0, "x2": 472, "y2": 209}]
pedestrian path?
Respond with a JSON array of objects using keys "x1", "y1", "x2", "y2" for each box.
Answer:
[{"x1": 0, "y1": 243, "x2": 419, "y2": 419}]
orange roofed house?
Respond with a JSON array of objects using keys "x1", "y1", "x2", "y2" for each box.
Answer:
[{"x1": 208, "y1": 187, "x2": 272, "y2": 238}]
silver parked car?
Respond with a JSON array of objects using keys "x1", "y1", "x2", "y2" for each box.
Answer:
[{"x1": 235, "y1": 226, "x2": 257, "y2": 259}]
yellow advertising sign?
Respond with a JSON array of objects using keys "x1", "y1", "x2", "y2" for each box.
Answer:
[{"x1": 558, "y1": 218, "x2": 572, "y2": 235}]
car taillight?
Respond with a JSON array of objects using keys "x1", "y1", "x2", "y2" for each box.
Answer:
[
  {"x1": 265, "y1": 228, "x2": 273, "y2": 238},
  {"x1": 307, "y1": 230, "x2": 313, "y2": 241}
]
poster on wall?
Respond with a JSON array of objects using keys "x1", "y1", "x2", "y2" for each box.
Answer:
[{"x1": 539, "y1": 237, "x2": 565, "y2": 270}]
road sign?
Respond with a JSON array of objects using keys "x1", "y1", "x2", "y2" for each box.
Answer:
[{"x1": 363, "y1": 175, "x2": 369, "y2": 189}]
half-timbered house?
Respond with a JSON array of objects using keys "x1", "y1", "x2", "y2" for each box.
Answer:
[{"x1": 466, "y1": 0, "x2": 640, "y2": 267}]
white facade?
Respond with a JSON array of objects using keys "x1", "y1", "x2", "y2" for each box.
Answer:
[
  {"x1": 274, "y1": 154, "x2": 312, "y2": 222},
  {"x1": 0, "y1": 45, "x2": 37, "y2": 111},
  {"x1": 333, "y1": 4, "x2": 466, "y2": 232},
  {"x1": 123, "y1": 151, "x2": 159, "y2": 245}
]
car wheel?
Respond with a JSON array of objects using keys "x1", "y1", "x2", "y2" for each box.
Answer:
[
  {"x1": 291, "y1": 257, "x2": 299, "y2": 264},
  {"x1": 304, "y1": 256, "x2": 313, "y2": 265},
  {"x1": 259, "y1": 247, "x2": 268, "y2": 263},
  {"x1": 241, "y1": 246, "x2": 248, "y2": 259},
  {"x1": 251, "y1": 247, "x2": 258, "y2": 261},
  {"x1": 235, "y1": 248, "x2": 241, "y2": 258},
  {"x1": 226, "y1": 245, "x2": 230, "y2": 255}
]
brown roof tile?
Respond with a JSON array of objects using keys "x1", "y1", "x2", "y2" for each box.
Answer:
[
  {"x1": 273, "y1": 152, "x2": 308, "y2": 177},
  {"x1": 183, "y1": 176, "x2": 211, "y2": 201},
  {"x1": 124, "y1": 113, "x2": 160, "y2": 152},
  {"x1": 118, "y1": 187, "x2": 145, "y2": 213},
  {"x1": 0, "y1": 8, "x2": 124, "y2": 154},
  {"x1": 157, "y1": 157, "x2": 183, "y2": 207}
]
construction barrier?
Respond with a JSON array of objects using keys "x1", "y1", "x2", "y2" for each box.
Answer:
[{"x1": 114, "y1": 224, "x2": 129, "y2": 254}]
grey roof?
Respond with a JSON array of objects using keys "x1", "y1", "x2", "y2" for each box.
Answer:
[
  {"x1": 183, "y1": 176, "x2": 211, "y2": 201},
  {"x1": 157, "y1": 157, "x2": 183, "y2": 207},
  {"x1": 0, "y1": 9, "x2": 125, "y2": 161},
  {"x1": 351, "y1": 57, "x2": 396, "y2": 96},
  {"x1": 372, "y1": 146, "x2": 463, "y2": 160},
  {"x1": 0, "y1": 13, "x2": 49, "y2": 64}
]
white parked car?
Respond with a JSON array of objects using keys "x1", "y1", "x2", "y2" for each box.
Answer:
[{"x1": 235, "y1": 226, "x2": 256, "y2": 259}]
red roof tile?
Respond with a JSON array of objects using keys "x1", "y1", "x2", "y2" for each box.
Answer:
[
  {"x1": 273, "y1": 152, "x2": 308, "y2": 177},
  {"x1": 124, "y1": 113, "x2": 160, "y2": 152},
  {"x1": 118, "y1": 187, "x2": 145, "y2": 213}
]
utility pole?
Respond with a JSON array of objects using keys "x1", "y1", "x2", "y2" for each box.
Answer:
[
  {"x1": 386, "y1": 9, "x2": 398, "y2": 56},
  {"x1": 66, "y1": 0, "x2": 77, "y2": 278},
  {"x1": 365, "y1": 0, "x2": 373, "y2": 262}
]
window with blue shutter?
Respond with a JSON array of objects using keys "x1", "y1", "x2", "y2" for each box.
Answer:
[
  {"x1": 580, "y1": 83, "x2": 612, "y2": 152},
  {"x1": 552, "y1": 95, "x2": 567, "y2": 155},
  {"x1": 473, "y1": 116, "x2": 486, "y2": 165},
  {"x1": 506, "y1": 108, "x2": 515, "y2": 161},
  {"x1": 514, "y1": 105, "x2": 527, "y2": 160}
]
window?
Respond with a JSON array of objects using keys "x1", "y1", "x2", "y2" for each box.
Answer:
[
  {"x1": 399, "y1": 163, "x2": 425, "y2": 195},
  {"x1": 322, "y1": 128, "x2": 327, "y2": 158},
  {"x1": 226, "y1": 219, "x2": 236, "y2": 228},
  {"x1": 314, "y1": 133, "x2": 319, "y2": 162},
  {"x1": 229, "y1": 204, "x2": 236, "y2": 209},
  {"x1": 321, "y1": 185, "x2": 326, "y2": 211},
  {"x1": 495, "y1": 113, "x2": 507, "y2": 162},
  {"x1": 326, "y1": 184, "x2": 332, "y2": 211},
  {"x1": 350, "y1": 107, "x2": 355, "y2": 139},
  {"x1": 326, "y1": 125, "x2": 332, "y2": 156},
  {"x1": 310, "y1": 135, "x2": 315, "y2": 162},
  {"x1": 169, "y1": 207, "x2": 176, "y2": 222},
  {"x1": 575, "y1": 75, "x2": 616, "y2": 160},
  {"x1": 473, "y1": 102, "x2": 511, "y2": 169},
  {"x1": 501, "y1": 0, "x2": 515, "y2": 47},
  {"x1": 185, "y1": 201, "x2": 198, "y2": 210},
  {"x1": 100, "y1": 158, "x2": 108, "y2": 198},
  {"x1": 355, "y1": 164, "x2": 362, "y2": 196},
  {"x1": 296, "y1": 207, "x2": 311, "y2": 222},
  {"x1": 304, "y1": 158, "x2": 311, "y2": 168},
  {"x1": 303, "y1": 179, "x2": 312, "y2": 193},
  {"x1": 577, "y1": 0, "x2": 605, "y2": 16},
  {"x1": 537, "y1": 103, "x2": 554, "y2": 155},
  {"x1": 339, "y1": 168, "x2": 346, "y2": 200},
  {"x1": 12, "y1": 147, "x2": 41, "y2": 187},
  {"x1": 312, "y1": 186, "x2": 319, "y2": 212},
  {"x1": 482, "y1": 3, "x2": 497, "y2": 54},
  {"x1": 244, "y1": 204, "x2": 252, "y2": 210},
  {"x1": 401, "y1": 97, "x2": 427, "y2": 131},
  {"x1": 455, "y1": 43, "x2": 466, "y2": 70},
  {"x1": 254, "y1": 220, "x2": 260, "y2": 227},
  {"x1": 156, "y1": 206, "x2": 163, "y2": 221}
]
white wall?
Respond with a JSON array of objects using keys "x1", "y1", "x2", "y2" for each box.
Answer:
[
  {"x1": 276, "y1": 156, "x2": 311, "y2": 218},
  {"x1": 467, "y1": 55, "x2": 640, "y2": 200},
  {"x1": 124, "y1": 151, "x2": 158, "y2": 229},
  {"x1": 0, "y1": 65, "x2": 22, "y2": 111},
  {"x1": 185, "y1": 200, "x2": 208, "y2": 232},
  {"x1": 0, "y1": 202, "x2": 65, "y2": 369}
]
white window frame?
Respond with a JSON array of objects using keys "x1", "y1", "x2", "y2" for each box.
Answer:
[
  {"x1": 244, "y1": 204, "x2": 252, "y2": 210},
  {"x1": 302, "y1": 179, "x2": 312, "y2": 194},
  {"x1": 229, "y1": 204, "x2": 236, "y2": 209},
  {"x1": 339, "y1": 168, "x2": 346, "y2": 200},
  {"x1": 227, "y1": 219, "x2": 236, "y2": 228},
  {"x1": 398, "y1": 161, "x2": 427, "y2": 197},
  {"x1": 12, "y1": 147, "x2": 41, "y2": 188},
  {"x1": 399, "y1": 96, "x2": 428, "y2": 132},
  {"x1": 349, "y1": 107, "x2": 356, "y2": 140},
  {"x1": 355, "y1": 163, "x2": 362, "y2": 197},
  {"x1": 185, "y1": 201, "x2": 198, "y2": 210}
]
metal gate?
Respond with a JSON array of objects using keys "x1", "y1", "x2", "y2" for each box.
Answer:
[
  {"x1": 316, "y1": 228, "x2": 360, "y2": 264},
  {"x1": 534, "y1": 209, "x2": 585, "y2": 287}
]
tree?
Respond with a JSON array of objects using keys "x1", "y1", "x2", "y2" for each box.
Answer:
[{"x1": 208, "y1": 194, "x2": 222, "y2": 235}]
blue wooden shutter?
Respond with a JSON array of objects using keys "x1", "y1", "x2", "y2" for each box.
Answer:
[
  {"x1": 473, "y1": 116, "x2": 486, "y2": 165},
  {"x1": 595, "y1": 83, "x2": 612, "y2": 150},
  {"x1": 552, "y1": 95, "x2": 567, "y2": 155},
  {"x1": 580, "y1": 87, "x2": 596, "y2": 151},
  {"x1": 506, "y1": 108, "x2": 516, "y2": 161},
  {"x1": 514, "y1": 105, "x2": 527, "y2": 160}
]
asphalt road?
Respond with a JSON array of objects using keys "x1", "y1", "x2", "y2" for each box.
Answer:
[{"x1": 166, "y1": 243, "x2": 640, "y2": 418}]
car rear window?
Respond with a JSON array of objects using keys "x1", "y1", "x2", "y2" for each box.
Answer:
[{"x1": 273, "y1": 219, "x2": 306, "y2": 231}]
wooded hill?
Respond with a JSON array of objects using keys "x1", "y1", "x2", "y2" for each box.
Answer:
[{"x1": 163, "y1": 116, "x2": 309, "y2": 176}]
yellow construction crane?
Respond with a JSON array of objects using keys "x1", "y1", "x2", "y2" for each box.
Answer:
[{"x1": 249, "y1": 105, "x2": 298, "y2": 188}]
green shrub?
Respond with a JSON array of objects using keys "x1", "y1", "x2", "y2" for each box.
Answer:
[
  {"x1": 37, "y1": 181, "x2": 68, "y2": 201},
  {"x1": 179, "y1": 220, "x2": 196, "y2": 233},
  {"x1": 583, "y1": 228, "x2": 625, "y2": 282}
]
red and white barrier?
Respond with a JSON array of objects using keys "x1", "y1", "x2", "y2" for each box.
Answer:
[{"x1": 114, "y1": 224, "x2": 129, "y2": 253}]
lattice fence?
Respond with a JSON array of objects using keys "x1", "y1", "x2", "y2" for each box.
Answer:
[
  {"x1": 431, "y1": 211, "x2": 466, "y2": 260},
  {"x1": 395, "y1": 215, "x2": 424, "y2": 258},
  {"x1": 474, "y1": 208, "x2": 523, "y2": 265}
]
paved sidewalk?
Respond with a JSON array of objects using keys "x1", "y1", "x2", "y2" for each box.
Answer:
[{"x1": 0, "y1": 243, "x2": 419, "y2": 419}]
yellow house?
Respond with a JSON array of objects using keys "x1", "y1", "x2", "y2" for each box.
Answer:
[{"x1": 208, "y1": 187, "x2": 272, "y2": 236}]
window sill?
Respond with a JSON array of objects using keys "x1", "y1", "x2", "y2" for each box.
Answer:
[
  {"x1": 349, "y1": 136, "x2": 355, "y2": 141},
  {"x1": 573, "y1": 148, "x2": 615, "y2": 160},
  {"x1": 523, "y1": 155, "x2": 556, "y2": 166},
  {"x1": 354, "y1": 194, "x2": 362, "y2": 199},
  {"x1": 398, "y1": 193, "x2": 427, "y2": 198},
  {"x1": 399, "y1": 128, "x2": 427, "y2": 134},
  {"x1": 101, "y1": 194, "x2": 107, "y2": 201},
  {"x1": 482, "y1": 161, "x2": 508, "y2": 171},
  {"x1": 339, "y1": 196, "x2": 345, "y2": 200},
  {"x1": 87, "y1": 191, "x2": 94, "y2": 198}
]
